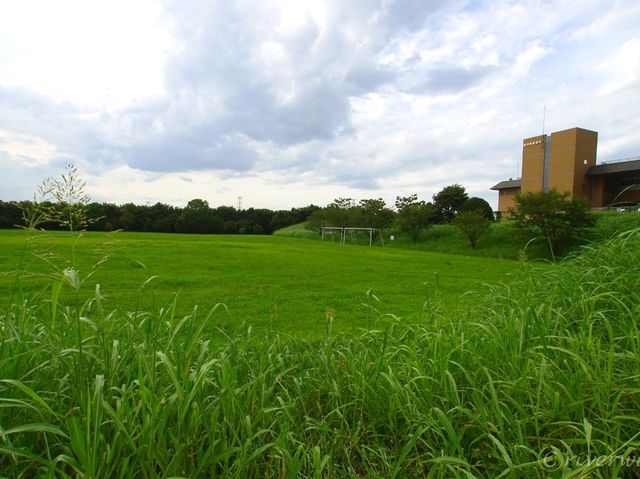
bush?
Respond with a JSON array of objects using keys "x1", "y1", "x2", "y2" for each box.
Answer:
[
  {"x1": 454, "y1": 210, "x2": 490, "y2": 249},
  {"x1": 509, "y1": 189, "x2": 594, "y2": 257},
  {"x1": 395, "y1": 194, "x2": 437, "y2": 243}
]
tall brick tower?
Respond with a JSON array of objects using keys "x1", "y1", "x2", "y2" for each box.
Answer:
[{"x1": 521, "y1": 127, "x2": 598, "y2": 199}]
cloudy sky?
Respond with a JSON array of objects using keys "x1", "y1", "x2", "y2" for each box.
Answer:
[{"x1": 1, "y1": 0, "x2": 639, "y2": 210}]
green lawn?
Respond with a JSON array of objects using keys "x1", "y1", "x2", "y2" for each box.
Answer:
[
  {"x1": 275, "y1": 221, "x2": 549, "y2": 259},
  {"x1": 275, "y1": 212, "x2": 640, "y2": 260},
  {"x1": 0, "y1": 229, "x2": 520, "y2": 338},
  {"x1": 1, "y1": 227, "x2": 639, "y2": 477}
]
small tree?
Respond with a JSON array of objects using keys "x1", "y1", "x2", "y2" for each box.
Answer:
[
  {"x1": 176, "y1": 199, "x2": 220, "y2": 233},
  {"x1": 305, "y1": 209, "x2": 326, "y2": 233},
  {"x1": 454, "y1": 210, "x2": 490, "y2": 249},
  {"x1": 395, "y1": 194, "x2": 436, "y2": 243},
  {"x1": 433, "y1": 184, "x2": 469, "y2": 223},
  {"x1": 323, "y1": 197, "x2": 357, "y2": 227},
  {"x1": 357, "y1": 198, "x2": 395, "y2": 230},
  {"x1": 509, "y1": 189, "x2": 594, "y2": 256}
]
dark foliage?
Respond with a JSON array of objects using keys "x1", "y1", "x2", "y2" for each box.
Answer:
[
  {"x1": 461, "y1": 197, "x2": 494, "y2": 221},
  {"x1": 305, "y1": 198, "x2": 395, "y2": 234},
  {"x1": 433, "y1": 184, "x2": 469, "y2": 223},
  {"x1": 0, "y1": 198, "x2": 317, "y2": 235}
]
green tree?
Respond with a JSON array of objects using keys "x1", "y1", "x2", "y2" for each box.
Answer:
[
  {"x1": 0, "y1": 200, "x2": 22, "y2": 229},
  {"x1": 214, "y1": 205, "x2": 239, "y2": 222},
  {"x1": 86, "y1": 202, "x2": 121, "y2": 231},
  {"x1": 395, "y1": 194, "x2": 436, "y2": 243},
  {"x1": 176, "y1": 199, "x2": 221, "y2": 234},
  {"x1": 148, "y1": 202, "x2": 180, "y2": 233},
  {"x1": 323, "y1": 197, "x2": 357, "y2": 227},
  {"x1": 118, "y1": 203, "x2": 142, "y2": 231},
  {"x1": 244, "y1": 208, "x2": 274, "y2": 234},
  {"x1": 305, "y1": 209, "x2": 326, "y2": 233},
  {"x1": 454, "y1": 210, "x2": 490, "y2": 249},
  {"x1": 433, "y1": 184, "x2": 469, "y2": 223},
  {"x1": 223, "y1": 220, "x2": 238, "y2": 234},
  {"x1": 357, "y1": 198, "x2": 395, "y2": 230},
  {"x1": 509, "y1": 189, "x2": 594, "y2": 256},
  {"x1": 270, "y1": 210, "x2": 297, "y2": 231},
  {"x1": 461, "y1": 197, "x2": 494, "y2": 221}
]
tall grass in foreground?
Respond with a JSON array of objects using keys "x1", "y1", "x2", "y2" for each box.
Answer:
[{"x1": 1, "y1": 230, "x2": 639, "y2": 477}]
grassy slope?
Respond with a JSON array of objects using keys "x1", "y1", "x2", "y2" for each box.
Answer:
[
  {"x1": 274, "y1": 221, "x2": 549, "y2": 258},
  {"x1": 276, "y1": 211, "x2": 640, "y2": 260},
  {"x1": 272, "y1": 222, "x2": 318, "y2": 240},
  {"x1": 0, "y1": 229, "x2": 520, "y2": 338}
]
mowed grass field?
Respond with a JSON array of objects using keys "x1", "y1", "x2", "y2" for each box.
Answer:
[{"x1": 0, "y1": 229, "x2": 520, "y2": 338}]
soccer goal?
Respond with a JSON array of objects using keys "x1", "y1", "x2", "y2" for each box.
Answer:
[{"x1": 321, "y1": 227, "x2": 384, "y2": 246}]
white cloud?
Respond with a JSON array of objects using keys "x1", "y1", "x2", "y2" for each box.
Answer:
[
  {"x1": 0, "y1": 129, "x2": 58, "y2": 166},
  {"x1": 0, "y1": 0, "x2": 177, "y2": 109},
  {"x1": 596, "y1": 37, "x2": 640, "y2": 95},
  {"x1": 1, "y1": 0, "x2": 639, "y2": 211}
]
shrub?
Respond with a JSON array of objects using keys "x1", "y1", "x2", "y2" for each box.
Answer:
[
  {"x1": 454, "y1": 210, "x2": 490, "y2": 249},
  {"x1": 509, "y1": 189, "x2": 594, "y2": 257},
  {"x1": 395, "y1": 194, "x2": 437, "y2": 243}
]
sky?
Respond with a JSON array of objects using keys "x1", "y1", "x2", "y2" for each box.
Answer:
[{"x1": 1, "y1": 0, "x2": 639, "y2": 210}]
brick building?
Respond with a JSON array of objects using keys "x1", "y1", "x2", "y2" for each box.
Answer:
[{"x1": 492, "y1": 127, "x2": 640, "y2": 214}]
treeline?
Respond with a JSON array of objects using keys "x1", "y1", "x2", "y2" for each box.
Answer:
[
  {"x1": 0, "y1": 199, "x2": 319, "y2": 235},
  {"x1": 0, "y1": 180, "x2": 494, "y2": 239},
  {"x1": 307, "y1": 185, "x2": 495, "y2": 243}
]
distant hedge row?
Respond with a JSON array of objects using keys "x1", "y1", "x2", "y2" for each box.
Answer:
[{"x1": 0, "y1": 199, "x2": 320, "y2": 235}]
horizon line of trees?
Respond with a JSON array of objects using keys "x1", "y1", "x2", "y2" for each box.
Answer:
[
  {"x1": 0, "y1": 184, "x2": 495, "y2": 239},
  {"x1": 306, "y1": 184, "x2": 496, "y2": 243},
  {"x1": 0, "y1": 199, "x2": 320, "y2": 235}
]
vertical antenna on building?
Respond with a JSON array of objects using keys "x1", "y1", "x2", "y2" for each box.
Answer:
[
  {"x1": 517, "y1": 148, "x2": 522, "y2": 180},
  {"x1": 237, "y1": 196, "x2": 242, "y2": 211},
  {"x1": 542, "y1": 104, "x2": 547, "y2": 163}
]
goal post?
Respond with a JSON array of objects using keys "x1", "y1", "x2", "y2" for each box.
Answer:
[
  {"x1": 321, "y1": 226, "x2": 344, "y2": 243},
  {"x1": 321, "y1": 227, "x2": 384, "y2": 246}
]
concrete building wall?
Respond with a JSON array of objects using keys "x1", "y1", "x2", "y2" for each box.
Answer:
[{"x1": 493, "y1": 127, "x2": 638, "y2": 212}]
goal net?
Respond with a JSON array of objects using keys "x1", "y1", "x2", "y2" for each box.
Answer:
[{"x1": 321, "y1": 227, "x2": 384, "y2": 246}]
